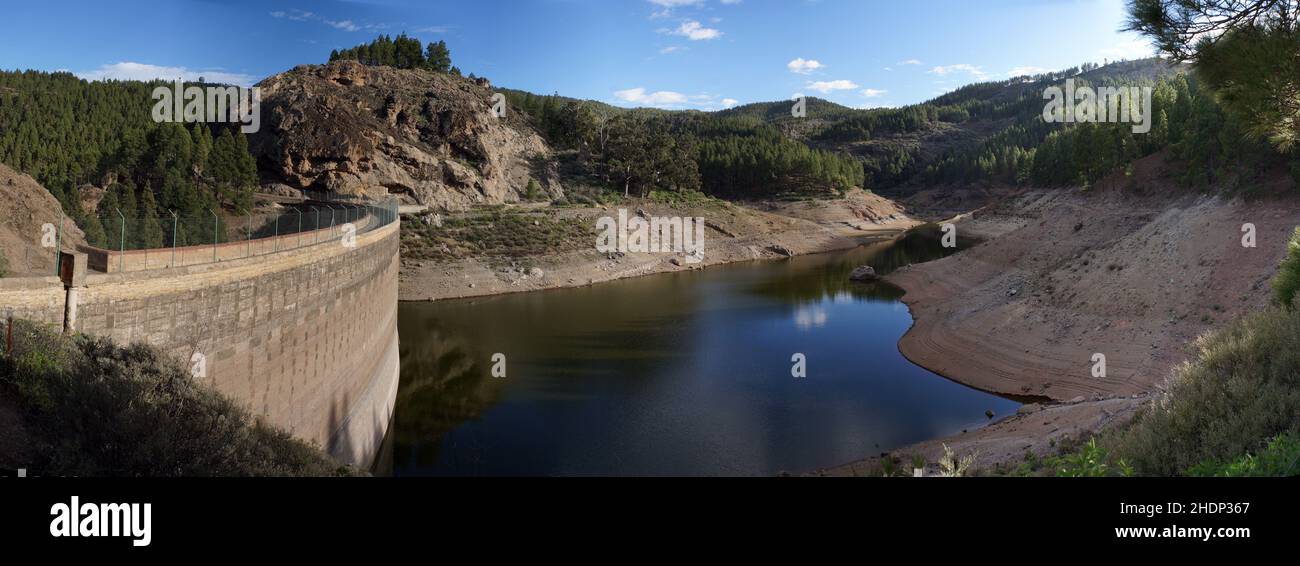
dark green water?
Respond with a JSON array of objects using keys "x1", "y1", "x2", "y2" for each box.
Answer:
[{"x1": 391, "y1": 228, "x2": 1018, "y2": 476}]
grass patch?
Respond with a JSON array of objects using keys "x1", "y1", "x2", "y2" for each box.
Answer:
[
  {"x1": 402, "y1": 209, "x2": 595, "y2": 262},
  {"x1": 0, "y1": 319, "x2": 350, "y2": 476},
  {"x1": 646, "y1": 189, "x2": 721, "y2": 208},
  {"x1": 1187, "y1": 432, "x2": 1300, "y2": 477}
]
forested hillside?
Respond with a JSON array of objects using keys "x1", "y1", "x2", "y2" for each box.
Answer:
[
  {"x1": 502, "y1": 56, "x2": 1294, "y2": 203},
  {"x1": 504, "y1": 91, "x2": 865, "y2": 199},
  {"x1": 0, "y1": 70, "x2": 259, "y2": 247},
  {"x1": 5, "y1": 34, "x2": 1295, "y2": 250}
]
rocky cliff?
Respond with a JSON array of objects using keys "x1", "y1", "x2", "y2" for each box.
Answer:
[
  {"x1": 0, "y1": 163, "x2": 84, "y2": 276},
  {"x1": 250, "y1": 61, "x2": 559, "y2": 211}
]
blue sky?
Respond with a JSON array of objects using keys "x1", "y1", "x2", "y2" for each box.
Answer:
[{"x1": 0, "y1": 0, "x2": 1154, "y2": 109}]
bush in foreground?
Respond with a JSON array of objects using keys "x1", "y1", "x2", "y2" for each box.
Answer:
[
  {"x1": 1272, "y1": 227, "x2": 1300, "y2": 308},
  {"x1": 0, "y1": 319, "x2": 350, "y2": 476},
  {"x1": 1187, "y1": 432, "x2": 1300, "y2": 477},
  {"x1": 1107, "y1": 306, "x2": 1300, "y2": 475}
]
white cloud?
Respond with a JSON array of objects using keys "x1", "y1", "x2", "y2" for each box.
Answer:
[
  {"x1": 860, "y1": 88, "x2": 887, "y2": 98},
  {"x1": 787, "y1": 58, "x2": 824, "y2": 74},
  {"x1": 660, "y1": 46, "x2": 685, "y2": 54},
  {"x1": 270, "y1": 9, "x2": 314, "y2": 22},
  {"x1": 1007, "y1": 66, "x2": 1049, "y2": 77},
  {"x1": 614, "y1": 87, "x2": 733, "y2": 110},
  {"x1": 670, "y1": 20, "x2": 723, "y2": 40},
  {"x1": 326, "y1": 19, "x2": 360, "y2": 32},
  {"x1": 898, "y1": 59, "x2": 922, "y2": 66},
  {"x1": 883, "y1": 67, "x2": 894, "y2": 72},
  {"x1": 614, "y1": 87, "x2": 691, "y2": 106},
  {"x1": 805, "y1": 79, "x2": 859, "y2": 94},
  {"x1": 928, "y1": 64, "x2": 987, "y2": 79},
  {"x1": 1098, "y1": 36, "x2": 1155, "y2": 61},
  {"x1": 648, "y1": 0, "x2": 704, "y2": 18},
  {"x1": 75, "y1": 62, "x2": 257, "y2": 87},
  {"x1": 270, "y1": 9, "x2": 388, "y2": 33}
]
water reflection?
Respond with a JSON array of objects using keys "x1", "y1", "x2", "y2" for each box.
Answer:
[{"x1": 392, "y1": 225, "x2": 1011, "y2": 476}]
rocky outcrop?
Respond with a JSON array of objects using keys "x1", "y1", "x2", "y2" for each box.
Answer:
[
  {"x1": 250, "y1": 61, "x2": 560, "y2": 211},
  {"x1": 848, "y1": 265, "x2": 878, "y2": 281},
  {"x1": 0, "y1": 163, "x2": 85, "y2": 276}
]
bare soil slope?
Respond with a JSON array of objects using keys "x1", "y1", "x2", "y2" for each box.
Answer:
[
  {"x1": 824, "y1": 155, "x2": 1300, "y2": 474},
  {"x1": 0, "y1": 163, "x2": 84, "y2": 276},
  {"x1": 400, "y1": 190, "x2": 919, "y2": 301}
]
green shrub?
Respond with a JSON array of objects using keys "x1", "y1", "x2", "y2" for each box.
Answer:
[
  {"x1": 1187, "y1": 433, "x2": 1300, "y2": 477},
  {"x1": 1273, "y1": 228, "x2": 1300, "y2": 308},
  {"x1": 525, "y1": 178, "x2": 543, "y2": 201},
  {"x1": 1108, "y1": 306, "x2": 1300, "y2": 475},
  {"x1": 1048, "y1": 438, "x2": 1133, "y2": 477},
  {"x1": 0, "y1": 319, "x2": 349, "y2": 477}
]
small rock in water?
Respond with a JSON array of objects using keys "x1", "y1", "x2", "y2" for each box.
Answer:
[
  {"x1": 985, "y1": 409, "x2": 995, "y2": 420},
  {"x1": 1017, "y1": 403, "x2": 1042, "y2": 415},
  {"x1": 767, "y1": 244, "x2": 794, "y2": 257},
  {"x1": 849, "y1": 265, "x2": 879, "y2": 281}
]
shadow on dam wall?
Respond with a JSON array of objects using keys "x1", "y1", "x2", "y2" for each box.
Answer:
[{"x1": 0, "y1": 220, "x2": 403, "y2": 468}]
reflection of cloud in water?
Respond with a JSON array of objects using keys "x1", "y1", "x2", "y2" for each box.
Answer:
[{"x1": 794, "y1": 305, "x2": 829, "y2": 330}]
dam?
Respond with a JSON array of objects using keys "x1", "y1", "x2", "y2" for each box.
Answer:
[{"x1": 0, "y1": 201, "x2": 401, "y2": 467}]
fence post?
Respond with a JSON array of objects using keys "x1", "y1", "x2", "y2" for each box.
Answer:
[
  {"x1": 311, "y1": 206, "x2": 320, "y2": 244},
  {"x1": 246, "y1": 210, "x2": 252, "y2": 258},
  {"x1": 327, "y1": 205, "x2": 336, "y2": 240},
  {"x1": 54, "y1": 212, "x2": 63, "y2": 275},
  {"x1": 170, "y1": 211, "x2": 178, "y2": 268},
  {"x1": 210, "y1": 209, "x2": 218, "y2": 262},
  {"x1": 274, "y1": 213, "x2": 279, "y2": 252},
  {"x1": 114, "y1": 208, "x2": 125, "y2": 273},
  {"x1": 297, "y1": 208, "x2": 303, "y2": 249}
]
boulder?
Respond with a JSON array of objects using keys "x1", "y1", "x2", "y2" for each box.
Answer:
[
  {"x1": 849, "y1": 265, "x2": 879, "y2": 281},
  {"x1": 767, "y1": 244, "x2": 794, "y2": 257}
]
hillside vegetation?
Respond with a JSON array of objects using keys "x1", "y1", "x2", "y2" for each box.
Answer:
[
  {"x1": 0, "y1": 319, "x2": 349, "y2": 476},
  {"x1": 0, "y1": 70, "x2": 260, "y2": 250}
]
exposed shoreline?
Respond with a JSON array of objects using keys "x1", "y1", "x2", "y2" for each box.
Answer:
[
  {"x1": 821, "y1": 180, "x2": 1300, "y2": 475},
  {"x1": 399, "y1": 190, "x2": 920, "y2": 301}
]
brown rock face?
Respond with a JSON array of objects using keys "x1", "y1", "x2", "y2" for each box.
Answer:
[
  {"x1": 0, "y1": 163, "x2": 85, "y2": 276},
  {"x1": 250, "y1": 61, "x2": 560, "y2": 211}
]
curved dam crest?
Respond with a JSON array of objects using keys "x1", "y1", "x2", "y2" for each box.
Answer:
[{"x1": 0, "y1": 220, "x2": 402, "y2": 467}]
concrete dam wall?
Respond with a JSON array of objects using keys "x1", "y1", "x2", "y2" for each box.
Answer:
[{"x1": 0, "y1": 217, "x2": 401, "y2": 468}]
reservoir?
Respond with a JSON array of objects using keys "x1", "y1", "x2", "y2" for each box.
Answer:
[{"x1": 391, "y1": 228, "x2": 1019, "y2": 476}]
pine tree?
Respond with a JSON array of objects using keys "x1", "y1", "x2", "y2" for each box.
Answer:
[
  {"x1": 137, "y1": 183, "x2": 165, "y2": 248},
  {"x1": 425, "y1": 40, "x2": 452, "y2": 73}
]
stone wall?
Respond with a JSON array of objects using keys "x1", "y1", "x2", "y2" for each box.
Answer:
[{"x1": 0, "y1": 221, "x2": 401, "y2": 467}]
